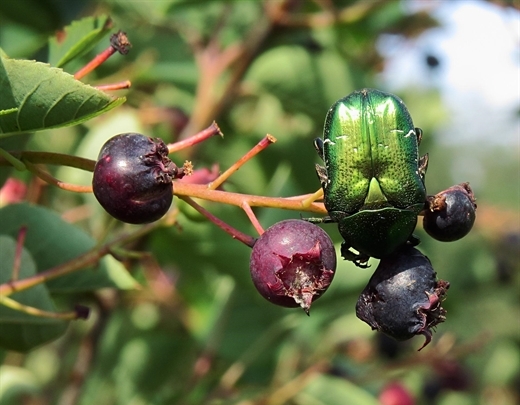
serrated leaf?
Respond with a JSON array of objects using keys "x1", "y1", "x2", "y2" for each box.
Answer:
[
  {"x1": 48, "y1": 15, "x2": 113, "y2": 68},
  {"x1": 0, "y1": 236, "x2": 69, "y2": 352},
  {"x1": 0, "y1": 203, "x2": 139, "y2": 292},
  {"x1": 0, "y1": 55, "x2": 125, "y2": 137}
]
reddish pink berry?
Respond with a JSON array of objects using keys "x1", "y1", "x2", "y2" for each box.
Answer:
[
  {"x1": 379, "y1": 382, "x2": 415, "y2": 405},
  {"x1": 0, "y1": 178, "x2": 26, "y2": 205},
  {"x1": 249, "y1": 219, "x2": 336, "y2": 314}
]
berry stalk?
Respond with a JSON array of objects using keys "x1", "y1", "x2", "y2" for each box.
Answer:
[
  {"x1": 74, "y1": 30, "x2": 132, "y2": 80},
  {"x1": 167, "y1": 122, "x2": 223, "y2": 153},
  {"x1": 173, "y1": 182, "x2": 327, "y2": 214},
  {"x1": 179, "y1": 196, "x2": 256, "y2": 247},
  {"x1": 208, "y1": 134, "x2": 276, "y2": 190}
]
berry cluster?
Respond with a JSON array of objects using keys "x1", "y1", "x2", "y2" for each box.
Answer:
[
  {"x1": 353, "y1": 184, "x2": 475, "y2": 349},
  {"x1": 91, "y1": 125, "x2": 476, "y2": 350}
]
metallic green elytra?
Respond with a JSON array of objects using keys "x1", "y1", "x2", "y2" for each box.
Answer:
[{"x1": 314, "y1": 88, "x2": 428, "y2": 267}]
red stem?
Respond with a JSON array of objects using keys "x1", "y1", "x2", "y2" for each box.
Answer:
[
  {"x1": 167, "y1": 121, "x2": 223, "y2": 153},
  {"x1": 95, "y1": 80, "x2": 132, "y2": 91},
  {"x1": 179, "y1": 196, "x2": 256, "y2": 247},
  {"x1": 12, "y1": 226, "x2": 27, "y2": 281},
  {"x1": 209, "y1": 135, "x2": 276, "y2": 190},
  {"x1": 241, "y1": 202, "x2": 264, "y2": 235},
  {"x1": 74, "y1": 47, "x2": 116, "y2": 80}
]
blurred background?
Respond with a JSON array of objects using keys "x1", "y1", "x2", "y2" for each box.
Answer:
[{"x1": 0, "y1": 1, "x2": 518, "y2": 404}]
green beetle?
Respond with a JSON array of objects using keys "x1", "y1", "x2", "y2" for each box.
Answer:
[{"x1": 314, "y1": 88, "x2": 428, "y2": 267}]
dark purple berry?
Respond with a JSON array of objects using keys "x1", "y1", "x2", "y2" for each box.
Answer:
[
  {"x1": 93, "y1": 133, "x2": 182, "y2": 224},
  {"x1": 423, "y1": 183, "x2": 476, "y2": 242},
  {"x1": 250, "y1": 219, "x2": 337, "y2": 314},
  {"x1": 356, "y1": 247, "x2": 449, "y2": 350}
]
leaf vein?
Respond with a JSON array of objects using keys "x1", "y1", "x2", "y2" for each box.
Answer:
[
  {"x1": 43, "y1": 90, "x2": 76, "y2": 127},
  {"x1": 73, "y1": 93, "x2": 96, "y2": 119},
  {"x1": 16, "y1": 79, "x2": 46, "y2": 131}
]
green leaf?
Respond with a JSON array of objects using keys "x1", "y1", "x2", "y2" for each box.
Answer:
[
  {"x1": 0, "y1": 236, "x2": 69, "y2": 352},
  {"x1": 246, "y1": 45, "x2": 352, "y2": 122},
  {"x1": 48, "y1": 15, "x2": 113, "y2": 68},
  {"x1": 0, "y1": 203, "x2": 139, "y2": 292},
  {"x1": 0, "y1": 108, "x2": 17, "y2": 116},
  {"x1": 0, "y1": 55, "x2": 125, "y2": 137}
]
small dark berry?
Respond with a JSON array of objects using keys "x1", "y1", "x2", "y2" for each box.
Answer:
[
  {"x1": 74, "y1": 304, "x2": 91, "y2": 320},
  {"x1": 356, "y1": 247, "x2": 449, "y2": 350},
  {"x1": 433, "y1": 359, "x2": 472, "y2": 391},
  {"x1": 93, "y1": 133, "x2": 182, "y2": 224},
  {"x1": 250, "y1": 219, "x2": 336, "y2": 314},
  {"x1": 425, "y1": 53, "x2": 440, "y2": 69},
  {"x1": 423, "y1": 183, "x2": 476, "y2": 242}
]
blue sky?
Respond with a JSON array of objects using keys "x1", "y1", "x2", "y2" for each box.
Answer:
[{"x1": 378, "y1": 0, "x2": 519, "y2": 147}]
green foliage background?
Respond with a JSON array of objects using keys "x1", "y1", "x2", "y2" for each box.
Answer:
[{"x1": 0, "y1": 1, "x2": 518, "y2": 404}]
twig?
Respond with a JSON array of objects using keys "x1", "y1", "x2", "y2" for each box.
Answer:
[
  {"x1": 167, "y1": 121, "x2": 223, "y2": 153},
  {"x1": 241, "y1": 202, "x2": 264, "y2": 236},
  {"x1": 179, "y1": 196, "x2": 256, "y2": 247},
  {"x1": 11, "y1": 226, "x2": 27, "y2": 281},
  {"x1": 174, "y1": 182, "x2": 327, "y2": 215},
  {"x1": 24, "y1": 161, "x2": 92, "y2": 193},
  {"x1": 0, "y1": 221, "x2": 155, "y2": 297},
  {"x1": 74, "y1": 31, "x2": 132, "y2": 80},
  {"x1": 0, "y1": 295, "x2": 87, "y2": 320},
  {"x1": 209, "y1": 134, "x2": 276, "y2": 190}
]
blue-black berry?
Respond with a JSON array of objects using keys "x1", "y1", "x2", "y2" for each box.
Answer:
[
  {"x1": 423, "y1": 183, "x2": 476, "y2": 242},
  {"x1": 356, "y1": 246, "x2": 449, "y2": 350}
]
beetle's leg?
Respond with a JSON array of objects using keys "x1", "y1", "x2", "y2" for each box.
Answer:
[
  {"x1": 419, "y1": 153, "x2": 429, "y2": 179},
  {"x1": 340, "y1": 243, "x2": 370, "y2": 268},
  {"x1": 315, "y1": 164, "x2": 328, "y2": 189},
  {"x1": 314, "y1": 137, "x2": 324, "y2": 161},
  {"x1": 415, "y1": 127, "x2": 423, "y2": 145},
  {"x1": 305, "y1": 216, "x2": 334, "y2": 224},
  {"x1": 407, "y1": 234, "x2": 420, "y2": 247}
]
